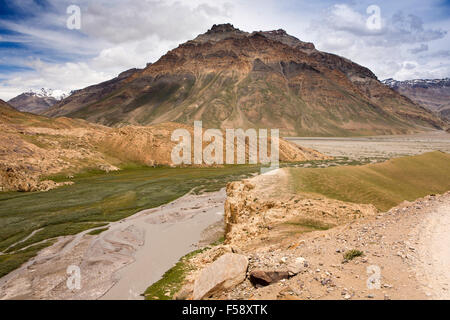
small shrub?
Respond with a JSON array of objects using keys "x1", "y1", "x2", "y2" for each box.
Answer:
[{"x1": 343, "y1": 249, "x2": 363, "y2": 262}]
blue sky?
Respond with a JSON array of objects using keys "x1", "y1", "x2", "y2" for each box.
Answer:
[{"x1": 1, "y1": 0, "x2": 449, "y2": 100}]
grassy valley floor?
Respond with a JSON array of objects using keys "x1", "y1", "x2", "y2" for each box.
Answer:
[{"x1": 289, "y1": 151, "x2": 450, "y2": 211}]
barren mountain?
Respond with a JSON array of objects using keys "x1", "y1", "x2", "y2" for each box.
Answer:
[
  {"x1": 382, "y1": 78, "x2": 450, "y2": 121},
  {"x1": 45, "y1": 68, "x2": 142, "y2": 117},
  {"x1": 44, "y1": 24, "x2": 445, "y2": 136},
  {"x1": 1, "y1": 99, "x2": 327, "y2": 192}
]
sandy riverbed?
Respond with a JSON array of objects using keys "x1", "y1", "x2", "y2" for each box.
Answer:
[
  {"x1": 286, "y1": 131, "x2": 450, "y2": 159},
  {"x1": 0, "y1": 190, "x2": 226, "y2": 300}
]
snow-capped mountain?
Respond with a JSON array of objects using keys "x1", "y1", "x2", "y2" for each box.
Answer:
[
  {"x1": 7, "y1": 88, "x2": 70, "y2": 114},
  {"x1": 382, "y1": 78, "x2": 450, "y2": 121},
  {"x1": 382, "y1": 78, "x2": 450, "y2": 89},
  {"x1": 30, "y1": 88, "x2": 69, "y2": 100}
]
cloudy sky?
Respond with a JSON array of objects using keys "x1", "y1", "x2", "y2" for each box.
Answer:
[{"x1": 0, "y1": 0, "x2": 449, "y2": 100}]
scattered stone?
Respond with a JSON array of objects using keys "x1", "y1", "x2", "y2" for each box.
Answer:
[
  {"x1": 287, "y1": 257, "x2": 308, "y2": 275},
  {"x1": 249, "y1": 270, "x2": 290, "y2": 287}
]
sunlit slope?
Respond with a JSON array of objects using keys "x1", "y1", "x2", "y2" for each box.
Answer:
[{"x1": 289, "y1": 151, "x2": 450, "y2": 211}]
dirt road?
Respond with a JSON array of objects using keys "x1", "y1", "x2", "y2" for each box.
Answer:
[{"x1": 414, "y1": 199, "x2": 450, "y2": 299}]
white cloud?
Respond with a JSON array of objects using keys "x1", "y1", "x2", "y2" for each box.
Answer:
[
  {"x1": 307, "y1": 3, "x2": 449, "y2": 80},
  {"x1": 81, "y1": 0, "x2": 231, "y2": 44},
  {"x1": 0, "y1": 0, "x2": 232, "y2": 100},
  {"x1": 1, "y1": 59, "x2": 110, "y2": 100}
]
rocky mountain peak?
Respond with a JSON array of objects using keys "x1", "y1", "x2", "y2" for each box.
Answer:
[
  {"x1": 254, "y1": 29, "x2": 316, "y2": 51},
  {"x1": 188, "y1": 24, "x2": 316, "y2": 53},
  {"x1": 192, "y1": 23, "x2": 248, "y2": 44},
  {"x1": 207, "y1": 23, "x2": 240, "y2": 34},
  {"x1": 7, "y1": 88, "x2": 68, "y2": 115},
  {"x1": 382, "y1": 78, "x2": 450, "y2": 121}
]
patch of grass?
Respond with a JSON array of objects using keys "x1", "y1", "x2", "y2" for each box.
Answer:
[
  {"x1": 343, "y1": 249, "x2": 364, "y2": 262},
  {"x1": 210, "y1": 236, "x2": 225, "y2": 246},
  {"x1": 144, "y1": 248, "x2": 207, "y2": 300},
  {"x1": 0, "y1": 240, "x2": 56, "y2": 278},
  {"x1": 285, "y1": 218, "x2": 333, "y2": 231},
  {"x1": 87, "y1": 227, "x2": 110, "y2": 236},
  {"x1": 289, "y1": 151, "x2": 450, "y2": 211}
]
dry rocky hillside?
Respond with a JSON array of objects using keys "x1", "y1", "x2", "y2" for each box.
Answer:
[
  {"x1": 44, "y1": 24, "x2": 445, "y2": 136},
  {"x1": 0, "y1": 99, "x2": 327, "y2": 192},
  {"x1": 174, "y1": 168, "x2": 450, "y2": 300}
]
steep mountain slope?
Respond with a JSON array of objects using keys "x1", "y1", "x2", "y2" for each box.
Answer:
[
  {"x1": 45, "y1": 68, "x2": 142, "y2": 118},
  {"x1": 44, "y1": 24, "x2": 444, "y2": 136},
  {"x1": 0, "y1": 99, "x2": 14, "y2": 111},
  {"x1": 382, "y1": 78, "x2": 450, "y2": 121}
]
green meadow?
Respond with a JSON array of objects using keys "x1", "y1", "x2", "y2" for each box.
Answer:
[{"x1": 289, "y1": 151, "x2": 450, "y2": 211}]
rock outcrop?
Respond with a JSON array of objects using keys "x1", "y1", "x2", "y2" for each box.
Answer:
[
  {"x1": 180, "y1": 167, "x2": 379, "y2": 300},
  {"x1": 249, "y1": 270, "x2": 290, "y2": 287},
  {"x1": 0, "y1": 164, "x2": 73, "y2": 192},
  {"x1": 223, "y1": 169, "x2": 378, "y2": 245}
]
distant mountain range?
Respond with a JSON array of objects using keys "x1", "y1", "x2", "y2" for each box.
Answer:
[
  {"x1": 382, "y1": 78, "x2": 450, "y2": 121},
  {"x1": 8, "y1": 88, "x2": 68, "y2": 114},
  {"x1": 40, "y1": 24, "x2": 444, "y2": 136}
]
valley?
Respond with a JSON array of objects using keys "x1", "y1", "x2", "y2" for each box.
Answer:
[
  {"x1": 2, "y1": 135, "x2": 448, "y2": 300},
  {"x1": 0, "y1": 20, "x2": 449, "y2": 302}
]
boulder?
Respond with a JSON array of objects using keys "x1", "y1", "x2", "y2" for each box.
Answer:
[
  {"x1": 249, "y1": 270, "x2": 290, "y2": 287},
  {"x1": 193, "y1": 253, "x2": 248, "y2": 300}
]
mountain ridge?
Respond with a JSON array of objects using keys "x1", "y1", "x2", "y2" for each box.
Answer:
[{"x1": 44, "y1": 24, "x2": 445, "y2": 136}]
